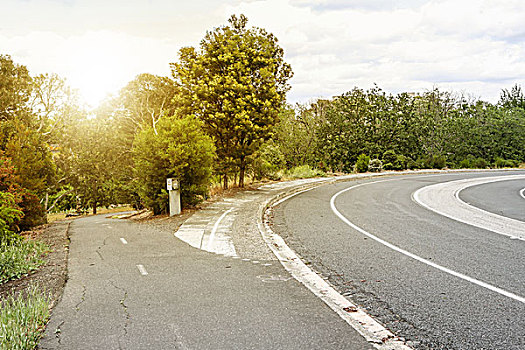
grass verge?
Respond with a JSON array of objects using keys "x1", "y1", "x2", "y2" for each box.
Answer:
[
  {"x1": 0, "y1": 235, "x2": 48, "y2": 284},
  {"x1": 0, "y1": 285, "x2": 50, "y2": 350}
]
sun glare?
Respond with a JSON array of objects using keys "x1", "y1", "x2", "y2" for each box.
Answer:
[{"x1": 66, "y1": 33, "x2": 134, "y2": 108}]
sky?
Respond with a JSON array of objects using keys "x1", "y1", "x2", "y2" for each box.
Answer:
[{"x1": 1, "y1": 0, "x2": 524, "y2": 107}]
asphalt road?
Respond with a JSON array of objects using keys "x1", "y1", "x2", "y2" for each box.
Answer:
[
  {"x1": 40, "y1": 212, "x2": 372, "y2": 349},
  {"x1": 272, "y1": 171, "x2": 525, "y2": 350},
  {"x1": 460, "y1": 178, "x2": 525, "y2": 221}
]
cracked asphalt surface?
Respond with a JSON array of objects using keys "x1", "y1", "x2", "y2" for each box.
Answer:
[{"x1": 40, "y1": 208, "x2": 373, "y2": 349}]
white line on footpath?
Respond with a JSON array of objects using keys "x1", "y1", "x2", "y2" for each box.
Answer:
[
  {"x1": 136, "y1": 264, "x2": 148, "y2": 276},
  {"x1": 120, "y1": 238, "x2": 128, "y2": 245},
  {"x1": 520, "y1": 188, "x2": 525, "y2": 200},
  {"x1": 331, "y1": 179, "x2": 525, "y2": 304},
  {"x1": 206, "y1": 208, "x2": 234, "y2": 250}
]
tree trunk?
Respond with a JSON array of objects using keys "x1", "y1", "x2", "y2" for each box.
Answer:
[
  {"x1": 93, "y1": 199, "x2": 97, "y2": 215},
  {"x1": 239, "y1": 157, "x2": 246, "y2": 188},
  {"x1": 223, "y1": 174, "x2": 228, "y2": 189}
]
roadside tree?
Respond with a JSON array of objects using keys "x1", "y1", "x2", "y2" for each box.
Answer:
[{"x1": 171, "y1": 14, "x2": 293, "y2": 187}]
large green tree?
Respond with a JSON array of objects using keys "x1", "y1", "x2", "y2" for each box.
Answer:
[{"x1": 171, "y1": 14, "x2": 293, "y2": 187}]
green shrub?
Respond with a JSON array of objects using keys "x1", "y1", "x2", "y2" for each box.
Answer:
[
  {"x1": 284, "y1": 165, "x2": 325, "y2": 179},
  {"x1": 406, "y1": 158, "x2": 420, "y2": 170},
  {"x1": 494, "y1": 157, "x2": 519, "y2": 168},
  {"x1": 471, "y1": 158, "x2": 488, "y2": 169},
  {"x1": 381, "y1": 150, "x2": 407, "y2": 170},
  {"x1": 459, "y1": 159, "x2": 470, "y2": 169},
  {"x1": 382, "y1": 150, "x2": 397, "y2": 165},
  {"x1": 423, "y1": 155, "x2": 447, "y2": 169},
  {"x1": 368, "y1": 159, "x2": 382, "y2": 172},
  {"x1": 133, "y1": 116, "x2": 216, "y2": 214},
  {"x1": 0, "y1": 286, "x2": 50, "y2": 349},
  {"x1": 250, "y1": 142, "x2": 285, "y2": 181},
  {"x1": 355, "y1": 154, "x2": 370, "y2": 173},
  {"x1": 383, "y1": 162, "x2": 394, "y2": 170},
  {"x1": 17, "y1": 193, "x2": 46, "y2": 232}
]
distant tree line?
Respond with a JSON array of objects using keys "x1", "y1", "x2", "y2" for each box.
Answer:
[
  {"x1": 258, "y1": 85, "x2": 524, "y2": 176},
  {"x1": 1, "y1": 15, "x2": 524, "y2": 231}
]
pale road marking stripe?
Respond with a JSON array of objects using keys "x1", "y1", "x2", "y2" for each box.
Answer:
[
  {"x1": 413, "y1": 175, "x2": 525, "y2": 240},
  {"x1": 120, "y1": 238, "x2": 128, "y2": 245},
  {"x1": 332, "y1": 179, "x2": 525, "y2": 304},
  {"x1": 520, "y1": 188, "x2": 525, "y2": 200},
  {"x1": 136, "y1": 264, "x2": 148, "y2": 276},
  {"x1": 260, "y1": 183, "x2": 411, "y2": 349},
  {"x1": 207, "y1": 208, "x2": 234, "y2": 250}
]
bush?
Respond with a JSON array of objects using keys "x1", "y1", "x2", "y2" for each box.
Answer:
[
  {"x1": 355, "y1": 154, "x2": 370, "y2": 173},
  {"x1": 382, "y1": 150, "x2": 397, "y2": 165},
  {"x1": 0, "y1": 286, "x2": 50, "y2": 349},
  {"x1": 459, "y1": 159, "x2": 470, "y2": 169},
  {"x1": 494, "y1": 157, "x2": 519, "y2": 168},
  {"x1": 18, "y1": 192, "x2": 46, "y2": 232},
  {"x1": 368, "y1": 158, "x2": 382, "y2": 172},
  {"x1": 423, "y1": 155, "x2": 447, "y2": 169},
  {"x1": 383, "y1": 162, "x2": 394, "y2": 170},
  {"x1": 471, "y1": 158, "x2": 488, "y2": 169},
  {"x1": 381, "y1": 150, "x2": 407, "y2": 170},
  {"x1": 406, "y1": 158, "x2": 421, "y2": 170},
  {"x1": 284, "y1": 165, "x2": 325, "y2": 179},
  {"x1": 250, "y1": 142, "x2": 285, "y2": 181},
  {"x1": 133, "y1": 116, "x2": 216, "y2": 214}
]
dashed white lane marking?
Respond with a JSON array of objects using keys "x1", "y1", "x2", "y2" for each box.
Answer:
[
  {"x1": 520, "y1": 188, "x2": 525, "y2": 200},
  {"x1": 207, "y1": 208, "x2": 235, "y2": 250},
  {"x1": 120, "y1": 238, "x2": 128, "y2": 245},
  {"x1": 413, "y1": 175, "x2": 525, "y2": 240},
  {"x1": 136, "y1": 264, "x2": 148, "y2": 276},
  {"x1": 332, "y1": 179, "x2": 525, "y2": 305}
]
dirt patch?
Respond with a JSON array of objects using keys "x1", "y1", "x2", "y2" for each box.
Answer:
[{"x1": 0, "y1": 221, "x2": 71, "y2": 308}]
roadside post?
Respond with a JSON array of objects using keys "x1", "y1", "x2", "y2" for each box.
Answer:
[{"x1": 167, "y1": 178, "x2": 181, "y2": 216}]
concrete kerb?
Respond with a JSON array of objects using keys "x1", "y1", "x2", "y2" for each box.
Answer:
[{"x1": 255, "y1": 168, "x2": 524, "y2": 350}]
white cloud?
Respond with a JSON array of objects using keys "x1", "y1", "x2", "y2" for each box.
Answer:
[{"x1": 1, "y1": 0, "x2": 524, "y2": 106}]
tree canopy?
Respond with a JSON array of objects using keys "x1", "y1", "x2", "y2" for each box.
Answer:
[{"x1": 171, "y1": 14, "x2": 293, "y2": 187}]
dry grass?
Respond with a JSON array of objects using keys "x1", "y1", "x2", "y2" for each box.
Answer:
[{"x1": 47, "y1": 205, "x2": 135, "y2": 223}]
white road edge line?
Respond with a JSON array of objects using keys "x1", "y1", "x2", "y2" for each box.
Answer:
[
  {"x1": 259, "y1": 185, "x2": 411, "y2": 350},
  {"x1": 520, "y1": 188, "x2": 525, "y2": 200},
  {"x1": 206, "y1": 208, "x2": 235, "y2": 250},
  {"x1": 120, "y1": 238, "x2": 128, "y2": 245},
  {"x1": 413, "y1": 175, "x2": 525, "y2": 241},
  {"x1": 332, "y1": 179, "x2": 525, "y2": 305},
  {"x1": 136, "y1": 264, "x2": 148, "y2": 276}
]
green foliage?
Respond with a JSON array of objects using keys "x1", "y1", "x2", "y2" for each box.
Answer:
[
  {"x1": 381, "y1": 150, "x2": 407, "y2": 171},
  {"x1": 368, "y1": 159, "x2": 382, "y2": 172},
  {"x1": 355, "y1": 154, "x2": 370, "y2": 173},
  {"x1": 422, "y1": 155, "x2": 447, "y2": 169},
  {"x1": 272, "y1": 103, "x2": 325, "y2": 169},
  {"x1": 172, "y1": 14, "x2": 293, "y2": 187},
  {"x1": 0, "y1": 286, "x2": 50, "y2": 349},
  {"x1": 494, "y1": 157, "x2": 519, "y2": 168},
  {"x1": 1, "y1": 55, "x2": 56, "y2": 228},
  {"x1": 0, "y1": 192, "x2": 23, "y2": 235},
  {"x1": 133, "y1": 116, "x2": 216, "y2": 214},
  {"x1": 250, "y1": 142, "x2": 285, "y2": 181},
  {"x1": 284, "y1": 165, "x2": 325, "y2": 179},
  {"x1": 0, "y1": 233, "x2": 47, "y2": 284}
]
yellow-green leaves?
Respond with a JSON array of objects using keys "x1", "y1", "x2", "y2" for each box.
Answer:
[{"x1": 171, "y1": 14, "x2": 293, "y2": 186}]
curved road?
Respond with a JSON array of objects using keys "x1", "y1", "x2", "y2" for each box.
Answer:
[{"x1": 272, "y1": 171, "x2": 525, "y2": 350}]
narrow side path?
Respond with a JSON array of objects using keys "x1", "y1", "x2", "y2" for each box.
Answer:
[{"x1": 40, "y1": 211, "x2": 373, "y2": 349}]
